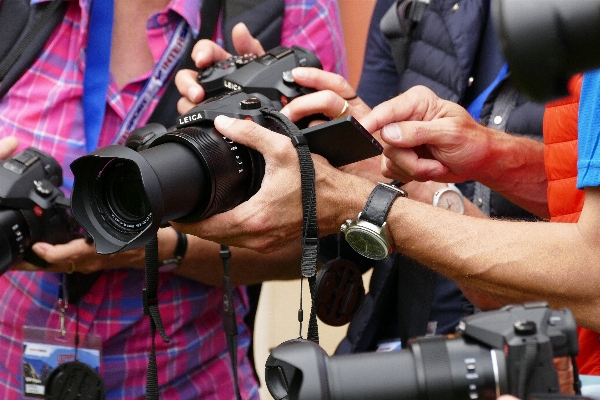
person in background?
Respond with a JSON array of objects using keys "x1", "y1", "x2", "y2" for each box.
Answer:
[
  {"x1": 172, "y1": 70, "x2": 600, "y2": 378},
  {"x1": 0, "y1": 0, "x2": 346, "y2": 398},
  {"x1": 335, "y1": 0, "x2": 546, "y2": 354}
]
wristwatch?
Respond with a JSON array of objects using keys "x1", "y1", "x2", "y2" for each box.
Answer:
[
  {"x1": 341, "y1": 182, "x2": 407, "y2": 260},
  {"x1": 432, "y1": 183, "x2": 465, "y2": 214}
]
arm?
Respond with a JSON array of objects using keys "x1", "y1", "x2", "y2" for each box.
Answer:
[
  {"x1": 174, "y1": 115, "x2": 600, "y2": 331},
  {"x1": 361, "y1": 86, "x2": 550, "y2": 218},
  {"x1": 22, "y1": 227, "x2": 302, "y2": 286}
]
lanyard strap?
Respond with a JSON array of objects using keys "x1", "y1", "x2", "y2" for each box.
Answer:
[
  {"x1": 83, "y1": 2, "x2": 192, "y2": 152},
  {"x1": 113, "y1": 21, "x2": 192, "y2": 146},
  {"x1": 82, "y1": 0, "x2": 114, "y2": 153}
]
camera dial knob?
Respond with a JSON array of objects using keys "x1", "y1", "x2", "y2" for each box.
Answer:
[
  {"x1": 198, "y1": 66, "x2": 214, "y2": 79},
  {"x1": 240, "y1": 97, "x2": 262, "y2": 110},
  {"x1": 235, "y1": 53, "x2": 257, "y2": 67},
  {"x1": 514, "y1": 320, "x2": 537, "y2": 335},
  {"x1": 34, "y1": 180, "x2": 54, "y2": 197},
  {"x1": 282, "y1": 70, "x2": 297, "y2": 86}
]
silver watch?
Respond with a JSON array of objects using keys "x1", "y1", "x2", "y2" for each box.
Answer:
[
  {"x1": 341, "y1": 183, "x2": 407, "y2": 260},
  {"x1": 432, "y1": 183, "x2": 464, "y2": 214}
]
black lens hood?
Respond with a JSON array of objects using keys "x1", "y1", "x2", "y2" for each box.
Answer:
[{"x1": 71, "y1": 145, "x2": 165, "y2": 254}]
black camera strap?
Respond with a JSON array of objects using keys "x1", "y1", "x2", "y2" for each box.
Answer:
[
  {"x1": 259, "y1": 108, "x2": 320, "y2": 344},
  {"x1": 220, "y1": 245, "x2": 243, "y2": 400},
  {"x1": 142, "y1": 237, "x2": 170, "y2": 400}
]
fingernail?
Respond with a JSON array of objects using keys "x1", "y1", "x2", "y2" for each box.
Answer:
[
  {"x1": 280, "y1": 106, "x2": 290, "y2": 117},
  {"x1": 188, "y1": 86, "x2": 199, "y2": 102},
  {"x1": 381, "y1": 124, "x2": 402, "y2": 141},
  {"x1": 215, "y1": 115, "x2": 234, "y2": 128},
  {"x1": 195, "y1": 50, "x2": 206, "y2": 64},
  {"x1": 291, "y1": 67, "x2": 307, "y2": 80},
  {"x1": 32, "y1": 243, "x2": 50, "y2": 255}
]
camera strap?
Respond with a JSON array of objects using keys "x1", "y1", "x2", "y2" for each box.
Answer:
[
  {"x1": 142, "y1": 236, "x2": 170, "y2": 400},
  {"x1": 259, "y1": 108, "x2": 320, "y2": 344},
  {"x1": 220, "y1": 245, "x2": 243, "y2": 400}
]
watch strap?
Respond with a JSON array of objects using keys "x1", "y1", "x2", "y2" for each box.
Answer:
[
  {"x1": 362, "y1": 183, "x2": 406, "y2": 226},
  {"x1": 160, "y1": 228, "x2": 188, "y2": 271}
]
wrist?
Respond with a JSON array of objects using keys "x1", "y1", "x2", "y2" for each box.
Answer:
[{"x1": 160, "y1": 228, "x2": 188, "y2": 272}]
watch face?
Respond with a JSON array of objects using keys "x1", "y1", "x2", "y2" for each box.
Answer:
[
  {"x1": 435, "y1": 190, "x2": 465, "y2": 214},
  {"x1": 345, "y1": 228, "x2": 389, "y2": 260}
]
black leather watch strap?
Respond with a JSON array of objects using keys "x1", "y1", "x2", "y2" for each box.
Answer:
[
  {"x1": 160, "y1": 228, "x2": 188, "y2": 270},
  {"x1": 361, "y1": 183, "x2": 407, "y2": 226}
]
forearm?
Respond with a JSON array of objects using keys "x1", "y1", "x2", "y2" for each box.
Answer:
[
  {"x1": 173, "y1": 235, "x2": 303, "y2": 286},
  {"x1": 385, "y1": 197, "x2": 600, "y2": 330},
  {"x1": 321, "y1": 178, "x2": 600, "y2": 330},
  {"x1": 475, "y1": 132, "x2": 549, "y2": 219}
]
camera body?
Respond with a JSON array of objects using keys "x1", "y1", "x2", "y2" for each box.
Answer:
[
  {"x1": 197, "y1": 45, "x2": 321, "y2": 105},
  {"x1": 71, "y1": 45, "x2": 382, "y2": 254},
  {"x1": 265, "y1": 302, "x2": 579, "y2": 400},
  {"x1": 0, "y1": 148, "x2": 76, "y2": 273}
]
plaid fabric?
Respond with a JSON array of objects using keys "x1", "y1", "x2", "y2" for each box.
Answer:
[{"x1": 0, "y1": 0, "x2": 347, "y2": 398}]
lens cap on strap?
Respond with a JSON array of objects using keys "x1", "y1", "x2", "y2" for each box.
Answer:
[
  {"x1": 45, "y1": 360, "x2": 105, "y2": 400},
  {"x1": 315, "y1": 258, "x2": 365, "y2": 326}
]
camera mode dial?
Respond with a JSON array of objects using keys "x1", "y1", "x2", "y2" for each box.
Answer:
[{"x1": 240, "y1": 97, "x2": 262, "y2": 110}]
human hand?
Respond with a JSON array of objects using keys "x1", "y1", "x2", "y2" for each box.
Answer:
[
  {"x1": 175, "y1": 22, "x2": 266, "y2": 113},
  {"x1": 280, "y1": 67, "x2": 371, "y2": 122},
  {"x1": 0, "y1": 137, "x2": 19, "y2": 159},
  {"x1": 360, "y1": 85, "x2": 499, "y2": 184},
  {"x1": 11, "y1": 238, "x2": 146, "y2": 274},
  {"x1": 170, "y1": 115, "x2": 368, "y2": 252},
  {"x1": 279, "y1": 67, "x2": 385, "y2": 182}
]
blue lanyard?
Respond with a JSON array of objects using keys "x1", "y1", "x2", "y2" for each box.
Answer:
[
  {"x1": 82, "y1": 0, "x2": 114, "y2": 153},
  {"x1": 466, "y1": 62, "x2": 509, "y2": 121}
]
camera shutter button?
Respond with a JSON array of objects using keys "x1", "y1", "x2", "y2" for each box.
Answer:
[
  {"x1": 240, "y1": 97, "x2": 262, "y2": 110},
  {"x1": 198, "y1": 66, "x2": 214, "y2": 79}
]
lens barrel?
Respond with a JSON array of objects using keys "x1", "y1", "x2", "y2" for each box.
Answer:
[
  {"x1": 266, "y1": 336, "x2": 507, "y2": 400},
  {"x1": 0, "y1": 209, "x2": 31, "y2": 273},
  {"x1": 71, "y1": 124, "x2": 263, "y2": 254}
]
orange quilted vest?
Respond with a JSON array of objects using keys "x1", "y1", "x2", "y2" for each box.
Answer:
[
  {"x1": 543, "y1": 74, "x2": 600, "y2": 375},
  {"x1": 543, "y1": 74, "x2": 585, "y2": 223}
]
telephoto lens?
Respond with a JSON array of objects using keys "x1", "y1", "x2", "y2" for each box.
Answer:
[
  {"x1": 265, "y1": 303, "x2": 578, "y2": 400},
  {"x1": 70, "y1": 115, "x2": 265, "y2": 254}
]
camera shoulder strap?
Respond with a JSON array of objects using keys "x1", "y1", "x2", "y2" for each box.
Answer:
[
  {"x1": 379, "y1": 0, "x2": 429, "y2": 77},
  {"x1": 0, "y1": 0, "x2": 68, "y2": 98}
]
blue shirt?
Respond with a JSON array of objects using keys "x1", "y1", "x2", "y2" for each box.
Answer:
[{"x1": 577, "y1": 69, "x2": 600, "y2": 188}]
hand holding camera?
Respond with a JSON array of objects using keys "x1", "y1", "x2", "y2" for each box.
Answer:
[
  {"x1": 71, "y1": 45, "x2": 383, "y2": 254},
  {"x1": 176, "y1": 22, "x2": 268, "y2": 111},
  {"x1": 0, "y1": 146, "x2": 79, "y2": 273}
]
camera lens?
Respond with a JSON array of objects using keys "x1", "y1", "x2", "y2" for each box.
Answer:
[
  {"x1": 266, "y1": 336, "x2": 507, "y2": 400},
  {"x1": 99, "y1": 159, "x2": 152, "y2": 233},
  {"x1": 0, "y1": 209, "x2": 31, "y2": 273}
]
